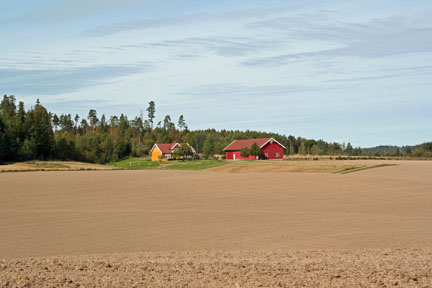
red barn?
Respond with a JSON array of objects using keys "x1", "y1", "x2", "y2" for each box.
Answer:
[{"x1": 223, "y1": 138, "x2": 285, "y2": 160}]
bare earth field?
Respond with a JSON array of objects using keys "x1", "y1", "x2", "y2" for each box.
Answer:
[
  {"x1": 209, "y1": 159, "x2": 396, "y2": 173},
  {"x1": 0, "y1": 161, "x2": 116, "y2": 172},
  {"x1": 1, "y1": 160, "x2": 432, "y2": 287}
]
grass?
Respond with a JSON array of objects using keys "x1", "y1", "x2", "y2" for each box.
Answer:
[
  {"x1": 162, "y1": 160, "x2": 227, "y2": 170},
  {"x1": 108, "y1": 158, "x2": 228, "y2": 171},
  {"x1": 108, "y1": 158, "x2": 161, "y2": 170}
]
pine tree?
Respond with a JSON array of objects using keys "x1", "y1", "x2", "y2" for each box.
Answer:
[
  {"x1": 178, "y1": 115, "x2": 186, "y2": 130},
  {"x1": 163, "y1": 115, "x2": 172, "y2": 130},
  {"x1": 147, "y1": 101, "x2": 155, "y2": 129},
  {"x1": 74, "y1": 114, "x2": 80, "y2": 133},
  {"x1": 100, "y1": 114, "x2": 107, "y2": 130},
  {"x1": 87, "y1": 109, "x2": 98, "y2": 131}
]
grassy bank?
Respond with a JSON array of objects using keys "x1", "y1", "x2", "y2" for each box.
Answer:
[{"x1": 108, "y1": 158, "x2": 228, "y2": 170}]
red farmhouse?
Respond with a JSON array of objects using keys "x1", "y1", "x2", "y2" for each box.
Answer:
[{"x1": 223, "y1": 138, "x2": 285, "y2": 160}]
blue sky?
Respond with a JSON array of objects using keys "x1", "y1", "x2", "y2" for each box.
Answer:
[{"x1": 1, "y1": 0, "x2": 431, "y2": 147}]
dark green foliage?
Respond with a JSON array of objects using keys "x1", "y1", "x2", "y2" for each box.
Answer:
[
  {"x1": 163, "y1": 115, "x2": 174, "y2": 130},
  {"x1": 31, "y1": 103, "x2": 55, "y2": 159},
  {"x1": 87, "y1": 109, "x2": 98, "y2": 131},
  {"x1": 0, "y1": 116, "x2": 6, "y2": 163},
  {"x1": 202, "y1": 135, "x2": 214, "y2": 159},
  {"x1": 345, "y1": 142, "x2": 353, "y2": 155},
  {"x1": 0, "y1": 95, "x2": 429, "y2": 164},
  {"x1": 240, "y1": 147, "x2": 250, "y2": 157},
  {"x1": 146, "y1": 101, "x2": 155, "y2": 128},
  {"x1": 250, "y1": 142, "x2": 261, "y2": 157},
  {"x1": 412, "y1": 142, "x2": 432, "y2": 157},
  {"x1": 0, "y1": 95, "x2": 19, "y2": 161},
  {"x1": 173, "y1": 144, "x2": 193, "y2": 159},
  {"x1": 361, "y1": 145, "x2": 402, "y2": 156},
  {"x1": 288, "y1": 142, "x2": 295, "y2": 155},
  {"x1": 178, "y1": 115, "x2": 186, "y2": 130}
]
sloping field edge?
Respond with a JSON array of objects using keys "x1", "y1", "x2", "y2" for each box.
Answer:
[
  {"x1": 334, "y1": 164, "x2": 397, "y2": 174},
  {"x1": 0, "y1": 168, "x2": 121, "y2": 173}
]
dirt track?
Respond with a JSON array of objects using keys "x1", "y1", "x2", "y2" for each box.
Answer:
[{"x1": 1, "y1": 160, "x2": 432, "y2": 286}]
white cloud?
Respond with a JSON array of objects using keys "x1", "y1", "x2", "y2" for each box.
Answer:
[{"x1": 1, "y1": 0, "x2": 431, "y2": 146}]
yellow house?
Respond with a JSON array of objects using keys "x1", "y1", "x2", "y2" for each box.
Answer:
[{"x1": 150, "y1": 143, "x2": 196, "y2": 161}]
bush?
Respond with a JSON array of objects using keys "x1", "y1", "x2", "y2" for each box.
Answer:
[{"x1": 240, "y1": 147, "x2": 250, "y2": 157}]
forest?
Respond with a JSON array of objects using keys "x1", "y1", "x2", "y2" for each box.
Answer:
[{"x1": 0, "y1": 95, "x2": 430, "y2": 164}]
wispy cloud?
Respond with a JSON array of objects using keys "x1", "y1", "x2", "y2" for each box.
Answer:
[
  {"x1": 243, "y1": 17, "x2": 432, "y2": 66},
  {"x1": 80, "y1": 3, "x2": 293, "y2": 37},
  {"x1": 3, "y1": 0, "x2": 144, "y2": 23},
  {"x1": 1, "y1": 0, "x2": 431, "y2": 146},
  {"x1": 0, "y1": 65, "x2": 147, "y2": 95}
]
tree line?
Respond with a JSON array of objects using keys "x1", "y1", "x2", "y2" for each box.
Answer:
[{"x1": 0, "y1": 95, "x2": 430, "y2": 164}]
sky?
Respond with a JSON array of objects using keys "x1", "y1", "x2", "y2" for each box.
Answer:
[{"x1": 1, "y1": 0, "x2": 431, "y2": 147}]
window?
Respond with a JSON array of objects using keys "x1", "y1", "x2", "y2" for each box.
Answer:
[
  {"x1": 264, "y1": 153, "x2": 268, "y2": 158},
  {"x1": 165, "y1": 154, "x2": 172, "y2": 159},
  {"x1": 275, "y1": 153, "x2": 280, "y2": 157}
]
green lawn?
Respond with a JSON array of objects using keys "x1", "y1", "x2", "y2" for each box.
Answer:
[
  {"x1": 108, "y1": 158, "x2": 161, "y2": 170},
  {"x1": 108, "y1": 158, "x2": 228, "y2": 171},
  {"x1": 162, "y1": 160, "x2": 227, "y2": 170}
]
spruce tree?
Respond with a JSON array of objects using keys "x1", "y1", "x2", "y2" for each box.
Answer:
[
  {"x1": 240, "y1": 147, "x2": 250, "y2": 157},
  {"x1": 345, "y1": 142, "x2": 353, "y2": 155},
  {"x1": 32, "y1": 102, "x2": 54, "y2": 159},
  {"x1": 16, "y1": 101, "x2": 26, "y2": 143},
  {"x1": 0, "y1": 116, "x2": 6, "y2": 163},
  {"x1": 250, "y1": 142, "x2": 261, "y2": 157},
  {"x1": 52, "y1": 114, "x2": 60, "y2": 131}
]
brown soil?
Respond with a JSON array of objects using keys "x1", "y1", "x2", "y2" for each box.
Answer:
[
  {"x1": 208, "y1": 159, "x2": 398, "y2": 173},
  {"x1": 1, "y1": 249, "x2": 431, "y2": 287},
  {"x1": 0, "y1": 161, "x2": 116, "y2": 172},
  {"x1": 1, "y1": 160, "x2": 431, "y2": 286}
]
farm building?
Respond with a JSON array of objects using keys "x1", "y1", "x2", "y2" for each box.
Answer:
[
  {"x1": 223, "y1": 138, "x2": 285, "y2": 160},
  {"x1": 150, "y1": 143, "x2": 196, "y2": 161}
]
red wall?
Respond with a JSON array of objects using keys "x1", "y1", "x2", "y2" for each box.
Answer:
[
  {"x1": 225, "y1": 151, "x2": 257, "y2": 160},
  {"x1": 225, "y1": 142, "x2": 284, "y2": 160},
  {"x1": 261, "y1": 142, "x2": 284, "y2": 159}
]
